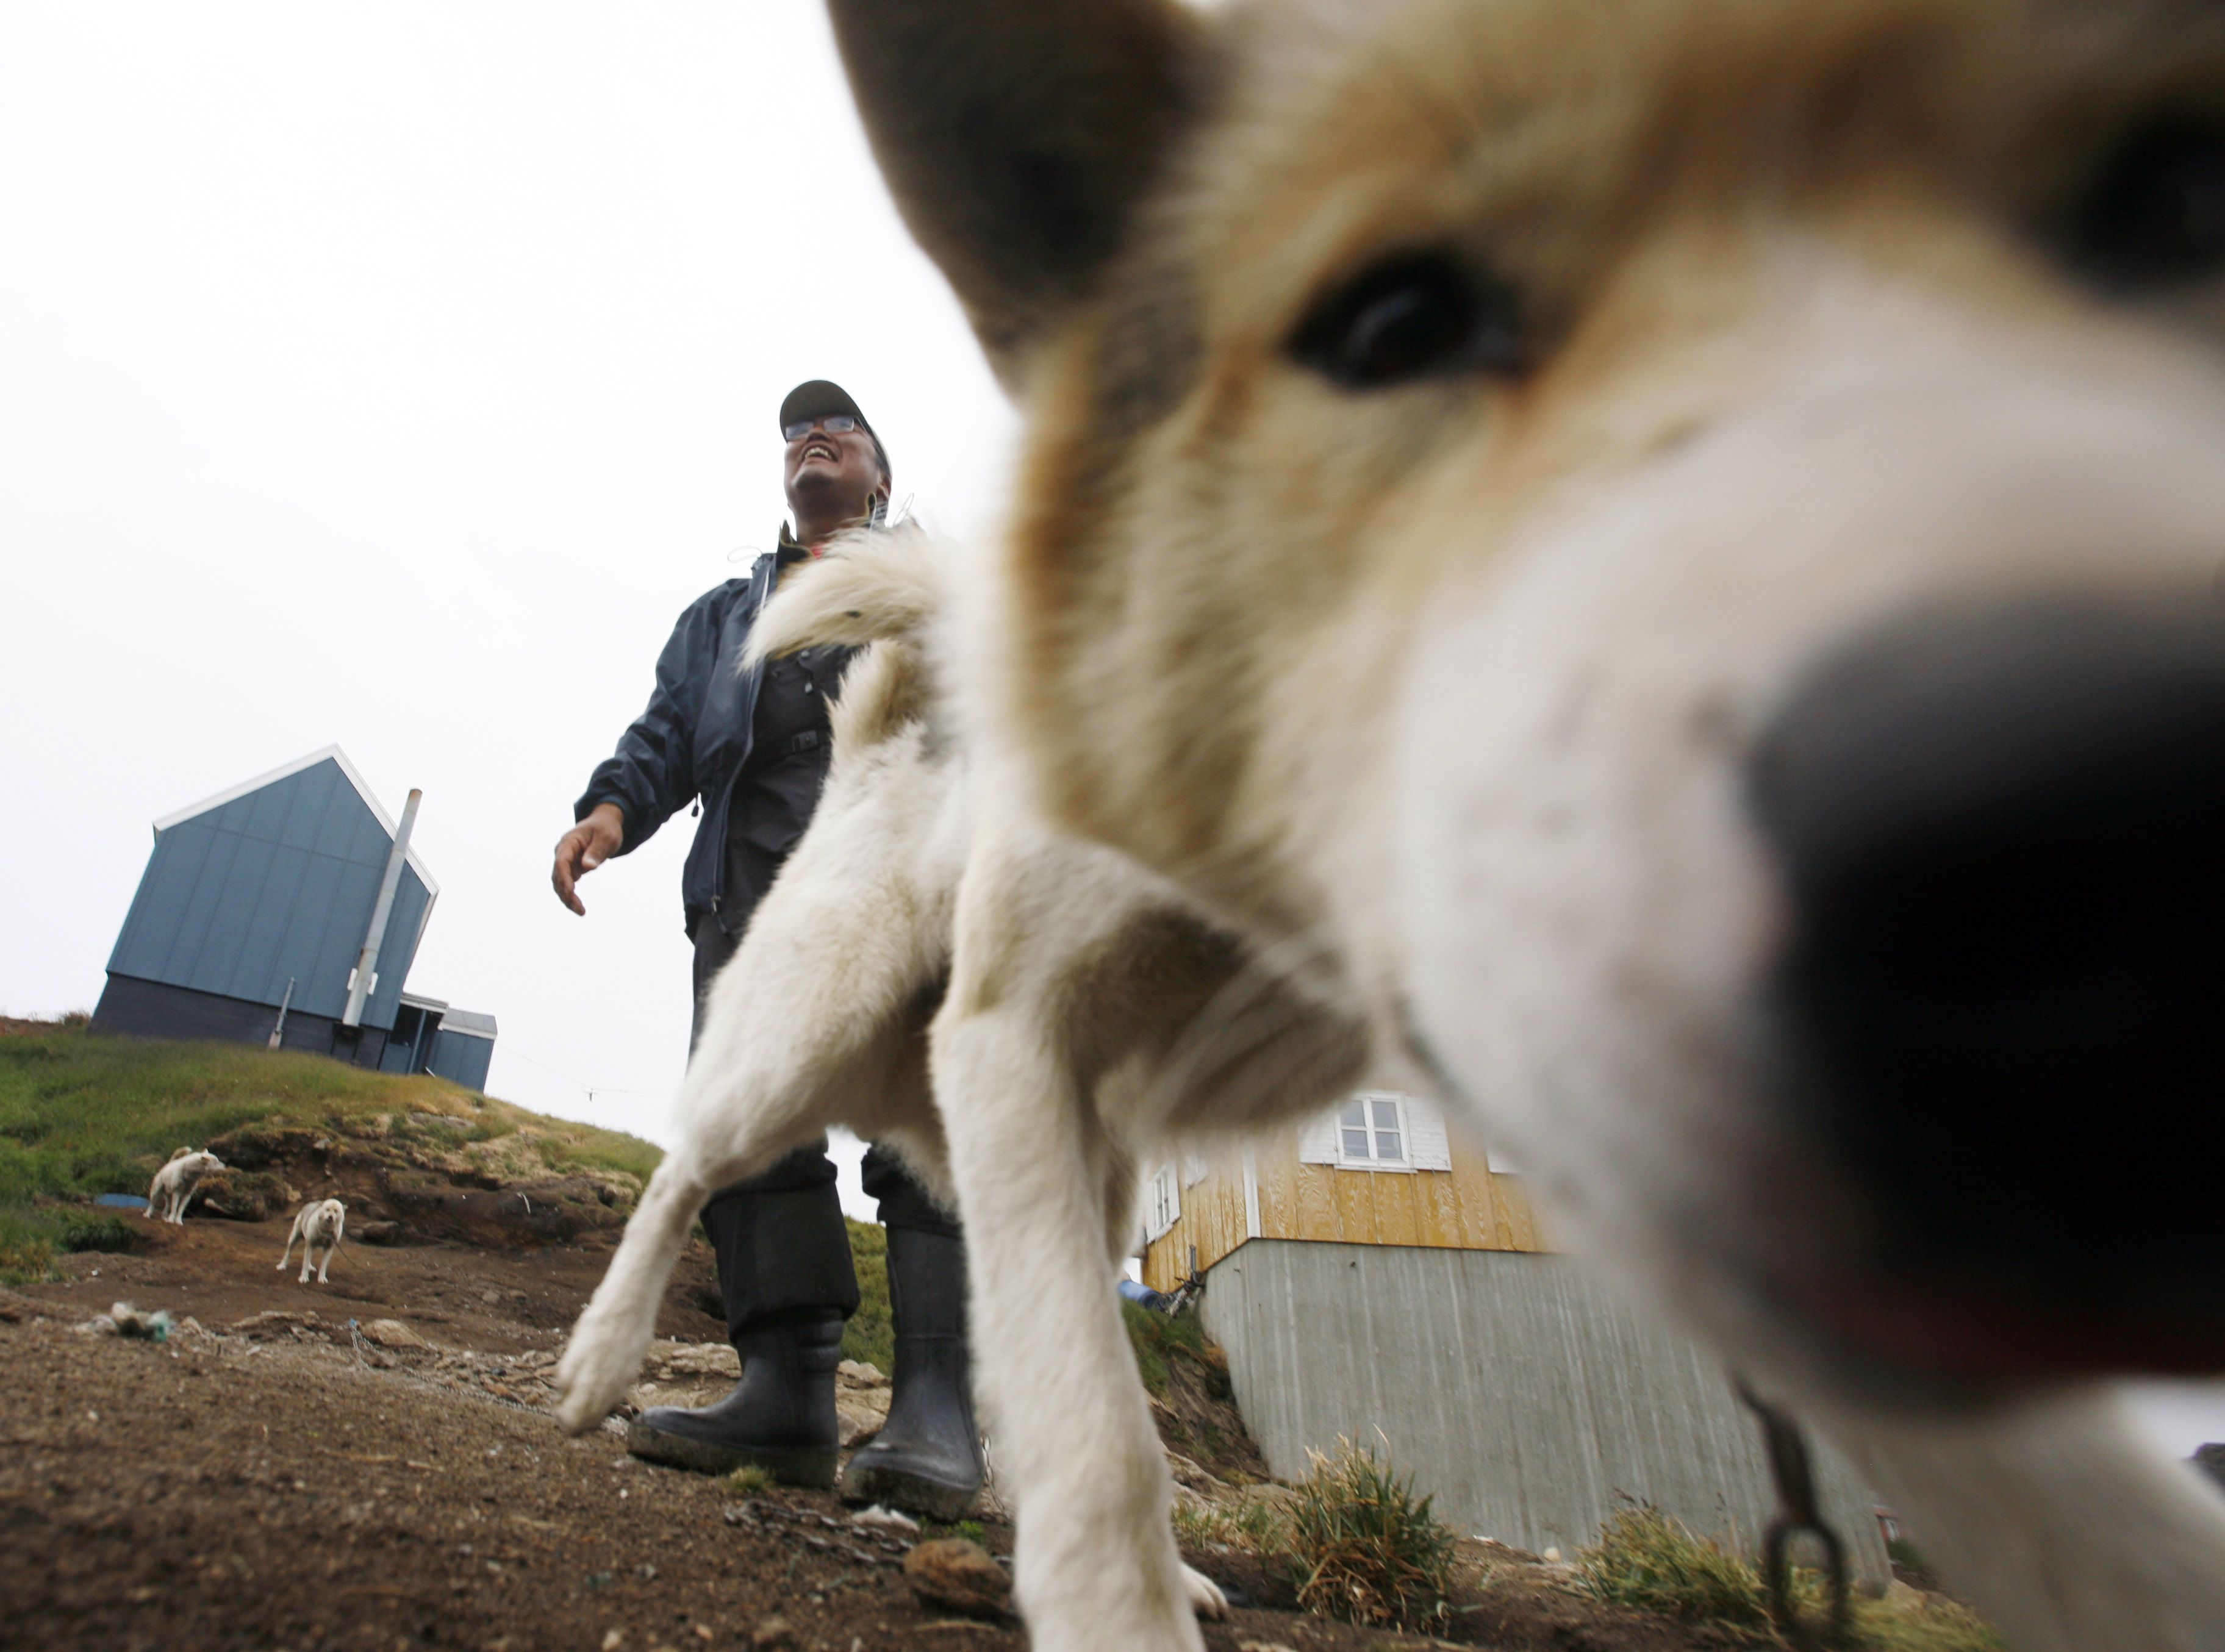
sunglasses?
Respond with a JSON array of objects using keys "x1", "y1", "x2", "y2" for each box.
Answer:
[{"x1": 783, "y1": 413, "x2": 859, "y2": 442}]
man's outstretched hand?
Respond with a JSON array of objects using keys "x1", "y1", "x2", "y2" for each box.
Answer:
[{"x1": 553, "y1": 802, "x2": 625, "y2": 915}]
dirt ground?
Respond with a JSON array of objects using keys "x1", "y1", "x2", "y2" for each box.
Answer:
[{"x1": 1, "y1": 1218, "x2": 1769, "y2": 1652}]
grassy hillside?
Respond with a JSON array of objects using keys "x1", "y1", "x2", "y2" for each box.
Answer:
[
  {"x1": 0, "y1": 1017, "x2": 897, "y2": 1367},
  {"x1": 0, "y1": 1017, "x2": 661, "y2": 1282}
]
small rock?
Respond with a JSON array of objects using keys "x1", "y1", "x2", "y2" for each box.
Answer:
[
  {"x1": 601, "y1": 1631, "x2": 625, "y2": 1651},
  {"x1": 837, "y1": 1359, "x2": 887, "y2": 1386},
  {"x1": 903, "y1": 1538, "x2": 1011, "y2": 1618},
  {"x1": 850, "y1": 1503, "x2": 919, "y2": 1534},
  {"x1": 749, "y1": 1616, "x2": 795, "y2": 1649},
  {"x1": 364, "y1": 1318, "x2": 429, "y2": 1350}
]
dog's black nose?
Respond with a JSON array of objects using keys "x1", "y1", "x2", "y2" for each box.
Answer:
[{"x1": 1749, "y1": 596, "x2": 2225, "y2": 1344}]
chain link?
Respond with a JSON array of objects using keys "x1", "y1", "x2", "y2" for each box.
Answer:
[{"x1": 1736, "y1": 1380, "x2": 1852, "y2": 1650}]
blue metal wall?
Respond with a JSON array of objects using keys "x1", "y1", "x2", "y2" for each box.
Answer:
[
  {"x1": 428, "y1": 1026, "x2": 495, "y2": 1092},
  {"x1": 106, "y1": 757, "x2": 431, "y2": 1032}
]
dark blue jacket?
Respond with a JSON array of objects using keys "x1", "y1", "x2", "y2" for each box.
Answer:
[{"x1": 574, "y1": 545, "x2": 792, "y2": 931}]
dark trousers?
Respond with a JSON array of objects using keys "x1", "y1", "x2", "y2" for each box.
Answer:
[{"x1": 690, "y1": 909, "x2": 959, "y2": 1341}]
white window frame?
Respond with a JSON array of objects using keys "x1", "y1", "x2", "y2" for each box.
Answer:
[
  {"x1": 1300, "y1": 1092, "x2": 1453, "y2": 1173},
  {"x1": 1336, "y1": 1092, "x2": 1412, "y2": 1171},
  {"x1": 1145, "y1": 1161, "x2": 1181, "y2": 1240}
]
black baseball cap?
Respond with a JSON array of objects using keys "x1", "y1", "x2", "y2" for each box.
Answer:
[{"x1": 779, "y1": 379, "x2": 890, "y2": 482}]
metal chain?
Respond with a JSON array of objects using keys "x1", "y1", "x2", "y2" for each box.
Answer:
[{"x1": 1736, "y1": 1380, "x2": 1852, "y2": 1650}]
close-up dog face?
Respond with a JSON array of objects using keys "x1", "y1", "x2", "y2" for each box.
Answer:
[{"x1": 898, "y1": 0, "x2": 2225, "y2": 1408}]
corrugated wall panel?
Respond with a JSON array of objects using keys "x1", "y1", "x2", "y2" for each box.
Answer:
[
  {"x1": 167, "y1": 824, "x2": 242, "y2": 986},
  {"x1": 428, "y1": 1029, "x2": 494, "y2": 1092},
  {"x1": 106, "y1": 816, "x2": 210, "y2": 978},
  {"x1": 235, "y1": 843, "x2": 310, "y2": 1004},
  {"x1": 192, "y1": 829, "x2": 275, "y2": 999},
  {"x1": 1204, "y1": 1240, "x2": 1887, "y2": 1579},
  {"x1": 312, "y1": 765, "x2": 360, "y2": 859}
]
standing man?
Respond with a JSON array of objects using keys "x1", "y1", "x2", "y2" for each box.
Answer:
[{"x1": 551, "y1": 381, "x2": 981, "y2": 1518}]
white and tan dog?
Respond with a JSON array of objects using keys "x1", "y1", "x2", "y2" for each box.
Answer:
[
  {"x1": 558, "y1": 529, "x2": 1351, "y2": 1623},
  {"x1": 569, "y1": 1, "x2": 2225, "y2": 1647},
  {"x1": 278, "y1": 1198, "x2": 347, "y2": 1285},
  {"x1": 810, "y1": 1, "x2": 2225, "y2": 1648},
  {"x1": 145, "y1": 1148, "x2": 224, "y2": 1225}
]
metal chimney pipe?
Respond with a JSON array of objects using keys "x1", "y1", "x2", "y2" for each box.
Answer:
[{"x1": 342, "y1": 788, "x2": 421, "y2": 1029}]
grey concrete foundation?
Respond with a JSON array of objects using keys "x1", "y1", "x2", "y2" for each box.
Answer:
[{"x1": 1202, "y1": 1240, "x2": 1888, "y2": 1581}]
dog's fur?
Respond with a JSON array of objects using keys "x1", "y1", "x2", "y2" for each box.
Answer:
[
  {"x1": 567, "y1": 2, "x2": 2225, "y2": 1646},
  {"x1": 279, "y1": 1199, "x2": 346, "y2": 1285},
  {"x1": 820, "y1": 3, "x2": 2225, "y2": 1649},
  {"x1": 556, "y1": 528, "x2": 1361, "y2": 1625},
  {"x1": 145, "y1": 1148, "x2": 223, "y2": 1225}
]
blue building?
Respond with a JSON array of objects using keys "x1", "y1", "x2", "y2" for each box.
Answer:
[{"x1": 90, "y1": 746, "x2": 496, "y2": 1087}]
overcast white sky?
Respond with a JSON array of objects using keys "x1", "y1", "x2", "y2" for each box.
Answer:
[
  {"x1": 3, "y1": 4, "x2": 2220, "y2": 1459},
  {"x1": 0, "y1": 4, "x2": 1016, "y2": 1218}
]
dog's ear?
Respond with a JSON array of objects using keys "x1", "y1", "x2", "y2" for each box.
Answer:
[{"x1": 826, "y1": 0, "x2": 1209, "y2": 385}]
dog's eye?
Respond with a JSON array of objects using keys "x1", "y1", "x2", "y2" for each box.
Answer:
[
  {"x1": 2067, "y1": 120, "x2": 2225, "y2": 291},
  {"x1": 1288, "y1": 251, "x2": 1525, "y2": 389}
]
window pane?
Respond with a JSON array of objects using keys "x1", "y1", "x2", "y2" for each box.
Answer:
[
  {"x1": 1372, "y1": 1099, "x2": 1399, "y2": 1129},
  {"x1": 1342, "y1": 1128, "x2": 1370, "y2": 1158},
  {"x1": 1341, "y1": 1101, "x2": 1367, "y2": 1128},
  {"x1": 1377, "y1": 1129, "x2": 1402, "y2": 1160}
]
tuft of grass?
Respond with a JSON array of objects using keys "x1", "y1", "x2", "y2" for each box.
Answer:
[
  {"x1": 1853, "y1": 1598, "x2": 2006, "y2": 1652},
  {"x1": 1572, "y1": 1505, "x2": 1771, "y2": 1628},
  {"x1": 1173, "y1": 1493, "x2": 1288, "y2": 1555},
  {"x1": 842, "y1": 1218, "x2": 892, "y2": 1372},
  {"x1": 1572, "y1": 1505, "x2": 2005, "y2": 1651},
  {"x1": 723, "y1": 1464, "x2": 776, "y2": 1496},
  {"x1": 1277, "y1": 1439, "x2": 1456, "y2": 1630},
  {"x1": 0, "y1": 1206, "x2": 146, "y2": 1286},
  {"x1": 920, "y1": 1518, "x2": 987, "y2": 1546}
]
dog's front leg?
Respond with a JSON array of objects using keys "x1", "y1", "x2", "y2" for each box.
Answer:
[
  {"x1": 933, "y1": 849, "x2": 1202, "y2": 1652},
  {"x1": 936, "y1": 1010, "x2": 1200, "y2": 1652}
]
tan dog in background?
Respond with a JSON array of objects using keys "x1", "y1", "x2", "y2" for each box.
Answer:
[
  {"x1": 278, "y1": 1198, "x2": 347, "y2": 1285},
  {"x1": 786, "y1": 1, "x2": 2225, "y2": 1649},
  {"x1": 145, "y1": 1148, "x2": 224, "y2": 1225}
]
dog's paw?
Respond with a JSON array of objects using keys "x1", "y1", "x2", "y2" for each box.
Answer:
[
  {"x1": 553, "y1": 1319, "x2": 647, "y2": 1436},
  {"x1": 1181, "y1": 1563, "x2": 1228, "y2": 1620}
]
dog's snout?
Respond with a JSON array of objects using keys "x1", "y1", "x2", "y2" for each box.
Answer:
[{"x1": 1749, "y1": 596, "x2": 2225, "y2": 1369}]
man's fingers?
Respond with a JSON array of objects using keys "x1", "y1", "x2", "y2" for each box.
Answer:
[{"x1": 552, "y1": 834, "x2": 589, "y2": 915}]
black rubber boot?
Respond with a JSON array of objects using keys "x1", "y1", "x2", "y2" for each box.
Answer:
[
  {"x1": 628, "y1": 1309, "x2": 845, "y2": 1486},
  {"x1": 839, "y1": 1225, "x2": 983, "y2": 1518}
]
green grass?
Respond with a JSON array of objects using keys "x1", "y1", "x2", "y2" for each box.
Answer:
[
  {"x1": 1120, "y1": 1298, "x2": 1224, "y2": 1398},
  {"x1": 1571, "y1": 1505, "x2": 2005, "y2": 1651},
  {"x1": 1276, "y1": 1439, "x2": 1458, "y2": 1630},
  {"x1": 0, "y1": 1017, "x2": 664, "y2": 1284},
  {"x1": 842, "y1": 1216, "x2": 892, "y2": 1371},
  {"x1": 1572, "y1": 1506, "x2": 1772, "y2": 1629}
]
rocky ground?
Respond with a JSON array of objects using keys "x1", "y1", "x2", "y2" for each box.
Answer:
[{"x1": 0, "y1": 1213, "x2": 1811, "y2": 1652}]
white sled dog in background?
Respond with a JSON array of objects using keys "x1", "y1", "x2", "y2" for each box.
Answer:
[
  {"x1": 752, "y1": 0, "x2": 2218, "y2": 1649},
  {"x1": 145, "y1": 1148, "x2": 224, "y2": 1225},
  {"x1": 278, "y1": 1198, "x2": 347, "y2": 1285},
  {"x1": 556, "y1": 525, "x2": 1363, "y2": 1625}
]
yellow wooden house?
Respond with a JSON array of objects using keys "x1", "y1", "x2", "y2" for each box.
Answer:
[
  {"x1": 1138, "y1": 1091, "x2": 1888, "y2": 1576},
  {"x1": 1138, "y1": 1091, "x2": 1541, "y2": 1291}
]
